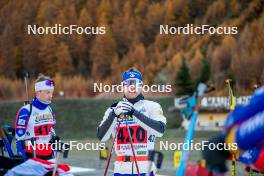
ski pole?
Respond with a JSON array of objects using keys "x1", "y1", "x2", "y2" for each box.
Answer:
[
  {"x1": 121, "y1": 98, "x2": 140, "y2": 175},
  {"x1": 231, "y1": 154, "x2": 236, "y2": 176},
  {"x1": 52, "y1": 150, "x2": 60, "y2": 176},
  {"x1": 176, "y1": 83, "x2": 207, "y2": 176},
  {"x1": 0, "y1": 128, "x2": 14, "y2": 157},
  {"x1": 248, "y1": 168, "x2": 253, "y2": 176},
  {"x1": 52, "y1": 138, "x2": 64, "y2": 176},
  {"x1": 30, "y1": 137, "x2": 37, "y2": 158},
  {"x1": 225, "y1": 79, "x2": 237, "y2": 176},
  {"x1": 124, "y1": 114, "x2": 140, "y2": 176},
  {"x1": 104, "y1": 118, "x2": 122, "y2": 176},
  {"x1": 225, "y1": 79, "x2": 236, "y2": 110},
  {"x1": 23, "y1": 72, "x2": 30, "y2": 105},
  {"x1": 177, "y1": 111, "x2": 199, "y2": 176}
]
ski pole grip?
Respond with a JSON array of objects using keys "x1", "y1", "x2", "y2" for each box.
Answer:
[{"x1": 23, "y1": 71, "x2": 30, "y2": 78}]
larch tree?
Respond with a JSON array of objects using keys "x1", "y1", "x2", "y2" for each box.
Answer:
[
  {"x1": 90, "y1": 12, "x2": 116, "y2": 80},
  {"x1": 38, "y1": 33, "x2": 58, "y2": 76},
  {"x1": 175, "y1": 58, "x2": 194, "y2": 96},
  {"x1": 75, "y1": 8, "x2": 94, "y2": 76},
  {"x1": 56, "y1": 42, "x2": 74, "y2": 76}
]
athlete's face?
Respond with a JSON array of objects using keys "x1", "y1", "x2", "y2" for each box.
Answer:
[
  {"x1": 36, "y1": 89, "x2": 54, "y2": 103},
  {"x1": 123, "y1": 79, "x2": 142, "y2": 99}
]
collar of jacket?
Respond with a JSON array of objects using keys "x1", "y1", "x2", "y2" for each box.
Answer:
[
  {"x1": 32, "y1": 97, "x2": 50, "y2": 110},
  {"x1": 125, "y1": 93, "x2": 144, "y2": 104}
]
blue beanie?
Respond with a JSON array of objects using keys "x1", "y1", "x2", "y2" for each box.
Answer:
[{"x1": 122, "y1": 68, "x2": 143, "y2": 81}]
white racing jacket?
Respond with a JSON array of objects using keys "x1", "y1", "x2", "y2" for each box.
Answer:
[
  {"x1": 98, "y1": 98, "x2": 167, "y2": 174},
  {"x1": 15, "y1": 97, "x2": 56, "y2": 157}
]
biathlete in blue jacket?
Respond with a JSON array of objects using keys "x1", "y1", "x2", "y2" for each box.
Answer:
[{"x1": 203, "y1": 85, "x2": 264, "y2": 173}]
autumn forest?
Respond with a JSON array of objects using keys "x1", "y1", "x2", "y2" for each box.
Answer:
[{"x1": 0, "y1": 0, "x2": 263, "y2": 98}]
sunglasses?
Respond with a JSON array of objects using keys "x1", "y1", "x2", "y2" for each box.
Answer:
[
  {"x1": 123, "y1": 79, "x2": 143, "y2": 87},
  {"x1": 45, "y1": 79, "x2": 55, "y2": 86}
]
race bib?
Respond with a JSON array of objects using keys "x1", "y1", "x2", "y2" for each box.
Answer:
[
  {"x1": 34, "y1": 124, "x2": 52, "y2": 136},
  {"x1": 117, "y1": 125, "x2": 147, "y2": 144}
]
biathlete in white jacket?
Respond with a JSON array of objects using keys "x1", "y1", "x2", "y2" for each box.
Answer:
[
  {"x1": 97, "y1": 68, "x2": 167, "y2": 176},
  {"x1": 15, "y1": 74, "x2": 57, "y2": 160}
]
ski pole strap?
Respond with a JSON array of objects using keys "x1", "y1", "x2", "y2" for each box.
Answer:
[
  {"x1": 116, "y1": 156, "x2": 148, "y2": 162},
  {"x1": 177, "y1": 111, "x2": 198, "y2": 176},
  {"x1": 104, "y1": 120, "x2": 122, "y2": 176},
  {"x1": 124, "y1": 115, "x2": 140, "y2": 176}
]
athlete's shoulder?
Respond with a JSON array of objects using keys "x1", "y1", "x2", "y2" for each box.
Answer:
[
  {"x1": 18, "y1": 104, "x2": 31, "y2": 114},
  {"x1": 142, "y1": 99, "x2": 162, "y2": 108},
  {"x1": 141, "y1": 99, "x2": 166, "y2": 121},
  {"x1": 16, "y1": 104, "x2": 31, "y2": 127}
]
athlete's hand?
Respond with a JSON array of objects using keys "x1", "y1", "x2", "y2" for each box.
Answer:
[
  {"x1": 121, "y1": 101, "x2": 134, "y2": 115},
  {"x1": 113, "y1": 101, "x2": 134, "y2": 116}
]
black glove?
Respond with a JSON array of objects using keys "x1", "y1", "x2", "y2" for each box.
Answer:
[
  {"x1": 49, "y1": 135, "x2": 61, "y2": 144},
  {"x1": 113, "y1": 101, "x2": 134, "y2": 116},
  {"x1": 202, "y1": 135, "x2": 230, "y2": 173},
  {"x1": 122, "y1": 101, "x2": 135, "y2": 115},
  {"x1": 49, "y1": 136, "x2": 62, "y2": 152}
]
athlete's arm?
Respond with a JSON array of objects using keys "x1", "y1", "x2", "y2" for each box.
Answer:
[
  {"x1": 15, "y1": 108, "x2": 30, "y2": 141},
  {"x1": 133, "y1": 102, "x2": 166, "y2": 137},
  {"x1": 133, "y1": 111, "x2": 165, "y2": 133},
  {"x1": 97, "y1": 108, "x2": 116, "y2": 141},
  {"x1": 15, "y1": 107, "x2": 31, "y2": 158}
]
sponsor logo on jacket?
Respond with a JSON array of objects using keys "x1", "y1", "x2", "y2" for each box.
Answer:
[{"x1": 35, "y1": 114, "x2": 53, "y2": 123}]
